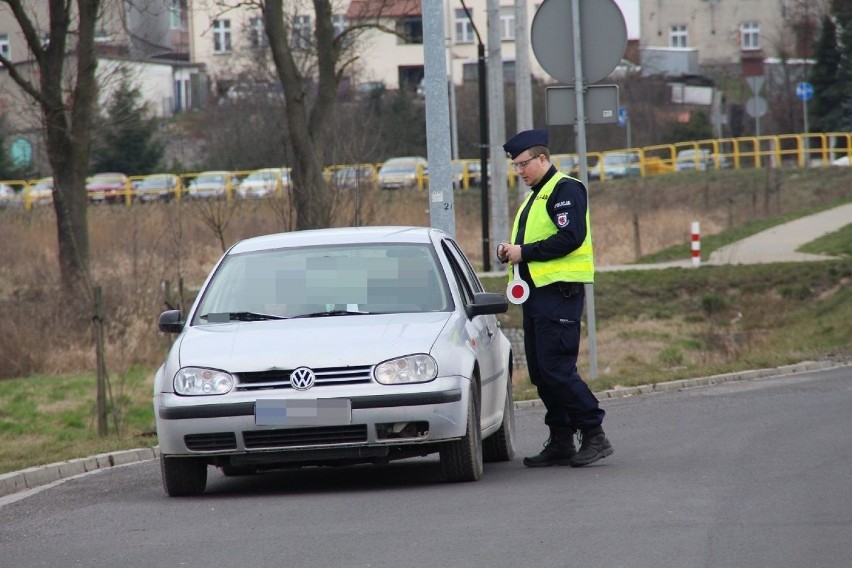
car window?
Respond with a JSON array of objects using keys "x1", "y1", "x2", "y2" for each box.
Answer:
[
  {"x1": 193, "y1": 243, "x2": 451, "y2": 323},
  {"x1": 441, "y1": 239, "x2": 483, "y2": 308}
]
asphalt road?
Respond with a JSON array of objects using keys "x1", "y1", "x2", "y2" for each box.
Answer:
[{"x1": 1, "y1": 366, "x2": 850, "y2": 568}]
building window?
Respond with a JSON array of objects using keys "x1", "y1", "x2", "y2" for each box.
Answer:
[
  {"x1": 741, "y1": 21, "x2": 760, "y2": 50},
  {"x1": 213, "y1": 19, "x2": 232, "y2": 53},
  {"x1": 0, "y1": 34, "x2": 9, "y2": 61},
  {"x1": 669, "y1": 24, "x2": 687, "y2": 48},
  {"x1": 249, "y1": 17, "x2": 266, "y2": 49},
  {"x1": 169, "y1": 0, "x2": 182, "y2": 30},
  {"x1": 500, "y1": 7, "x2": 515, "y2": 41},
  {"x1": 397, "y1": 16, "x2": 423, "y2": 45},
  {"x1": 455, "y1": 8, "x2": 474, "y2": 44},
  {"x1": 292, "y1": 15, "x2": 311, "y2": 50}
]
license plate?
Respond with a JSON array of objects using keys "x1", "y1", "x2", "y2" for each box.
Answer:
[{"x1": 255, "y1": 399, "x2": 351, "y2": 426}]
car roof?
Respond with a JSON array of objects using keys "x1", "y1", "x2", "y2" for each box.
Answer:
[{"x1": 228, "y1": 226, "x2": 444, "y2": 254}]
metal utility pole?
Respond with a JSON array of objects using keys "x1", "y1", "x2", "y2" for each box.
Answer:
[
  {"x1": 515, "y1": 0, "x2": 534, "y2": 202},
  {"x1": 460, "y1": 0, "x2": 491, "y2": 271},
  {"x1": 423, "y1": 0, "x2": 456, "y2": 236},
  {"x1": 487, "y1": 0, "x2": 509, "y2": 264}
]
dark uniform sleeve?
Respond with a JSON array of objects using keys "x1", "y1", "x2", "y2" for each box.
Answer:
[{"x1": 520, "y1": 177, "x2": 588, "y2": 262}]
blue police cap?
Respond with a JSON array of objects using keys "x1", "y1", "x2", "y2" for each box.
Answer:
[{"x1": 503, "y1": 129, "x2": 549, "y2": 159}]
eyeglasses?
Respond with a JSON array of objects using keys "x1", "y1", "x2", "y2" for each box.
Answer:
[{"x1": 511, "y1": 156, "x2": 538, "y2": 171}]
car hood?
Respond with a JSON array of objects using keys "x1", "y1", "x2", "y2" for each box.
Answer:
[{"x1": 177, "y1": 312, "x2": 451, "y2": 371}]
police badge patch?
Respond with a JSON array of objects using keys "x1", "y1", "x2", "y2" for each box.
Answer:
[{"x1": 556, "y1": 212, "x2": 569, "y2": 227}]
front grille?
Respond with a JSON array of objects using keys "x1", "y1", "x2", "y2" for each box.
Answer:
[
  {"x1": 243, "y1": 425, "x2": 368, "y2": 449},
  {"x1": 185, "y1": 432, "x2": 237, "y2": 451},
  {"x1": 236, "y1": 365, "x2": 373, "y2": 391}
]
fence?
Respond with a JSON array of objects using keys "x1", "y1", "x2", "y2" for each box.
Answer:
[{"x1": 2, "y1": 131, "x2": 850, "y2": 210}]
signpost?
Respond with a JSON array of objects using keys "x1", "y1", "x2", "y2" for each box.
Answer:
[
  {"x1": 797, "y1": 81, "x2": 813, "y2": 167},
  {"x1": 530, "y1": 0, "x2": 627, "y2": 379},
  {"x1": 744, "y1": 76, "x2": 766, "y2": 137}
]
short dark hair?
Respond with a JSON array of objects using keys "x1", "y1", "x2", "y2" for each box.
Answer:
[{"x1": 528, "y1": 145, "x2": 550, "y2": 161}]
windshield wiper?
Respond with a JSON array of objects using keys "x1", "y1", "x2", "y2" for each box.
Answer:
[
  {"x1": 291, "y1": 309, "x2": 372, "y2": 319},
  {"x1": 199, "y1": 311, "x2": 288, "y2": 322}
]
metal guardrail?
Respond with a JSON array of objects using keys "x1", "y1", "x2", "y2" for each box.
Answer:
[{"x1": 2, "y1": 132, "x2": 850, "y2": 210}]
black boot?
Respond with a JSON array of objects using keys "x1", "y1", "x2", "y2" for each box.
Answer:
[
  {"x1": 523, "y1": 427, "x2": 576, "y2": 468},
  {"x1": 569, "y1": 427, "x2": 613, "y2": 467}
]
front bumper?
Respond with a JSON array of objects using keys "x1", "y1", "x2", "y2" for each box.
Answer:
[{"x1": 155, "y1": 377, "x2": 470, "y2": 461}]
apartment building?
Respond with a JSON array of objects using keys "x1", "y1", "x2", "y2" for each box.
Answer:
[
  {"x1": 187, "y1": 0, "x2": 630, "y2": 95},
  {"x1": 639, "y1": 0, "x2": 829, "y2": 72}
]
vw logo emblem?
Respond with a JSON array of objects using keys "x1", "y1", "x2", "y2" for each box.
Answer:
[{"x1": 290, "y1": 367, "x2": 316, "y2": 390}]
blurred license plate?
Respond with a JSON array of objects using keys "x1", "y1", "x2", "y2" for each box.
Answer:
[{"x1": 255, "y1": 399, "x2": 351, "y2": 426}]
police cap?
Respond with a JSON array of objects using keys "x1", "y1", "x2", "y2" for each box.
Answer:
[{"x1": 503, "y1": 129, "x2": 549, "y2": 159}]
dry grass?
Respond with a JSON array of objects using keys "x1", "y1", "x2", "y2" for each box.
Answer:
[{"x1": 0, "y1": 166, "x2": 849, "y2": 382}]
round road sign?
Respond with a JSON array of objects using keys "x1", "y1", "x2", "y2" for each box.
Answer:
[
  {"x1": 531, "y1": 0, "x2": 627, "y2": 84},
  {"x1": 745, "y1": 96, "x2": 768, "y2": 118}
]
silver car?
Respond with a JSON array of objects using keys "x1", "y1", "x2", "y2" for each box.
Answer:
[{"x1": 154, "y1": 226, "x2": 515, "y2": 496}]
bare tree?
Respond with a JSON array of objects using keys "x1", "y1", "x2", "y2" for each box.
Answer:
[{"x1": 0, "y1": 0, "x2": 101, "y2": 297}]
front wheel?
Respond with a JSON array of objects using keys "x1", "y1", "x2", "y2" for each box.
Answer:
[
  {"x1": 161, "y1": 455, "x2": 207, "y2": 497},
  {"x1": 439, "y1": 384, "x2": 483, "y2": 482}
]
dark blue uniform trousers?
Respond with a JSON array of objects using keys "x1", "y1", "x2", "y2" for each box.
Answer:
[{"x1": 522, "y1": 281, "x2": 605, "y2": 431}]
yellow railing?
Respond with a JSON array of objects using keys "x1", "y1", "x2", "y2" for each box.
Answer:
[{"x1": 2, "y1": 132, "x2": 850, "y2": 210}]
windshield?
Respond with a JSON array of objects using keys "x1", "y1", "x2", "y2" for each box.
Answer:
[
  {"x1": 193, "y1": 243, "x2": 451, "y2": 324},
  {"x1": 380, "y1": 165, "x2": 417, "y2": 174},
  {"x1": 196, "y1": 174, "x2": 225, "y2": 184}
]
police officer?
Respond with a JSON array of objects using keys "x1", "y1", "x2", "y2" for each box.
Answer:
[{"x1": 497, "y1": 129, "x2": 613, "y2": 468}]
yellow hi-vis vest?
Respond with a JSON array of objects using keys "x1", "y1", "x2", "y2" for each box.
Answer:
[{"x1": 509, "y1": 171, "x2": 595, "y2": 285}]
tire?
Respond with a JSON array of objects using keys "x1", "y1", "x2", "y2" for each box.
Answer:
[
  {"x1": 483, "y1": 375, "x2": 516, "y2": 463},
  {"x1": 160, "y1": 455, "x2": 208, "y2": 497},
  {"x1": 439, "y1": 384, "x2": 483, "y2": 482}
]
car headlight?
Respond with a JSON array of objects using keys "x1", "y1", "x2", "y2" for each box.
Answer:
[
  {"x1": 374, "y1": 354, "x2": 437, "y2": 385},
  {"x1": 174, "y1": 367, "x2": 235, "y2": 396}
]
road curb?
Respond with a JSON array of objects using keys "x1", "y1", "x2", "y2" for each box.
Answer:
[
  {"x1": 0, "y1": 446, "x2": 161, "y2": 499},
  {"x1": 2, "y1": 359, "x2": 848, "y2": 499},
  {"x1": 513, "y1": 358, "x2": 850, "y2": 409}
]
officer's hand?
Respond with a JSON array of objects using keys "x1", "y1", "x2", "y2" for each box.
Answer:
[{"x1": 500, "y1": 244, "x2": 522, "y2": 264}]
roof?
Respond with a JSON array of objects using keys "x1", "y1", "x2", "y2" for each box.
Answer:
[
  {"x1": 346, "y1": 0, "x2": 421, "y2": 19},
  {"x1": 230, "y1": 226, "x2": 442, "y2": 254}
]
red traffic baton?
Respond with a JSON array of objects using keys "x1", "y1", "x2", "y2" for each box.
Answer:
[{"x1": 506, "y1": 267, "x2": 530, "y2": 304}]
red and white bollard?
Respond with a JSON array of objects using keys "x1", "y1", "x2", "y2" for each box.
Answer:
[{"x1": 691, "y1": 221, "x2": 701, "y2": 267}]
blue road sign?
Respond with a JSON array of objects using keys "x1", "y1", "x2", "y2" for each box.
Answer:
[
  {"x1": 617, "y1": 106, "x2": 628, "y2": 127},
  {"x1": 796, "y1": 82, "x2": 814, "y2": 102}
]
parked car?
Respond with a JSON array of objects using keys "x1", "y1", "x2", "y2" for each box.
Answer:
[
  {"x1": 154, "y1": 226, "x2": 514, "y2": 496},
  {"x1": 675, "y1": 148, "x2": 731, "y2": 172},
  {"x1": 466, "y1": 161, "x2": 490, "y2": 186},
  {"x1": 831, "y1": 155, "x2": 850, "y2": 166},
  {"x1": 186, "y1": 171, "x2": 234, "y2": 199},
  {"x1": 589, "y1": 151, "x2": 642, "y2": 180},
  {"x1": 135, "y1": 174, "x2": 181, "y2": 202},
  {"x1": 86, "y1": 172, "x2": 130, "y2": 204},
  {"x1": 329, "y1": 165, "x2": 375, "y2": 190},
  {"x1": 0, "y1": 182, "x2": 23, "y2": 210},
  {"x1": 377, "y1": 156, "x2": 428, "y2": 190},
  {"x1": 26, "y1": 177, "x2": 54, "y2": 206},
  {"x1": 236, "y1": 168, "x2": 287, "y2": 199}
]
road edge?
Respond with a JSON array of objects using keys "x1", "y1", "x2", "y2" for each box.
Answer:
[{"x1": 2, "y1": 358, "x2": 848, "y2": 499}]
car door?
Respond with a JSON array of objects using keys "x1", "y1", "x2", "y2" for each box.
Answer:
[{"x1": 441, "y1": 239, "x2": 504, "y2": 429}]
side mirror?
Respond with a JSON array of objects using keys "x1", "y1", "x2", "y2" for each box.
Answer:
[
  {"x1": 465, "y1": 292, "x2": 509, "y2": 318},
  {"x1": 158, "y1": 310, "x2": 185, "y2": 334}
]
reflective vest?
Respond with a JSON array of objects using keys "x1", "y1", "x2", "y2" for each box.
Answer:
[{"x1": 509, "y1": 171, "x2": 595, "y2": 285}]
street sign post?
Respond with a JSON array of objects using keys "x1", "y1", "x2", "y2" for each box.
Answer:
[
  {"x1": 531, "y1": 0, "x2": 627, "y2": 379},
  {"x1": 796, "y1": 81, "x2": 814, "y2": 166}
]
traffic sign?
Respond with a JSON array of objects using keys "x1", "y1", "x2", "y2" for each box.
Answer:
[
  {"x1": 796, "y1": 81, "x2": 814, "y2": 102},
  {"x1": 546, "y1": 85, "x2": 620, "y2": 125},
  {"x1": 745, "y1": 96, "x2": 768, "y2": 118},
  {"x1": 617, "y1": 106, "x2": 628, "y2": 127},
  {"x1": 531, "y1": 0, "x2": 627, "y2": 84}
]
